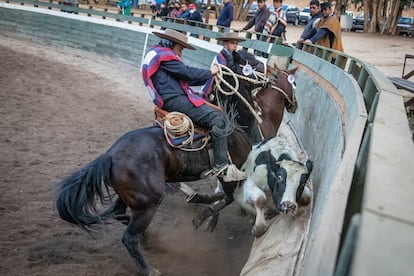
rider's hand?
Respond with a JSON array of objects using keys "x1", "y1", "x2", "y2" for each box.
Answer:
[{"x1": 211, "y1": 64, "x2": 219, "y2": 75}]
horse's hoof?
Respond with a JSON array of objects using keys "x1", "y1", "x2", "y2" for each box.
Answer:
[
  {"x1": 206, "y1": 213, "x2": 219, "y2": 232},
  {"x1": 193, "y1": 206, "x2": 216, "y2": 229},
  {"x1": 192, "y1": 215, "x2": 205, "y2": 229}
]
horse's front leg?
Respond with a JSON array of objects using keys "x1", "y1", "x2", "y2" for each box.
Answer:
[
  {"x1": 186, "y1": 180, "x2": 225, "y2": 204},
  {"x1": 192, "y1": 192, "x2": 234, "y2": 231}
]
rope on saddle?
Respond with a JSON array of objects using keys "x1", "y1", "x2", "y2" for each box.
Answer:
[
  {"x1": 163, "y1": 111, "x2": 209, "y2": 151},
  {"x1": 214, "y1": 64, "x2": 267, "y2": 124}
]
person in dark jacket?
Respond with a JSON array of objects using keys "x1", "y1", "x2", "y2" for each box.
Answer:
[
  {"x1": 304, "y1": 2, "x2": 343, "y2": 53},
  {"x1": 142, "y1": 29, "x2": 247, "y2": 182},
  {"x1": 216, "y1": 0, "x2": 234, "y2": 32},
  {"x1": 298, "y1": 0, "x2": 322, "y2": 42},
  {"x1": 240, "y1": 0, "x2": 270, "y2": 39},
  {"x1": 178, "y1": 2, "x2": 190, "y2": 19},
  {"x1": 186, "y1": 3, "x2": 203, "y2": 25},
  {"x1": 156, "y1": 2, "x2": 169, "y2": 17}
]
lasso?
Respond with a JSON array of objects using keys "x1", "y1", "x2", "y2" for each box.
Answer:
[
  {"x1": 213, "y1": 63, "x2": 268, "y2": 124},
  {"x1": 163, "y1": 111, "x2": 208, "y2": 151}
]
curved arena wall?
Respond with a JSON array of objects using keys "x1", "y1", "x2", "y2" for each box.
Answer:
[{"x1": 1, "y1": 3, "x2": 413, "y2": 275}]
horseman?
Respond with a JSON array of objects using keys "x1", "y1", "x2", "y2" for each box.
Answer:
[
  {"x1": 142, "y1": 29, "x2": 246, "y2": 182},
  {"x1": 209, "y1": 31, "x2": 264, "y2": 144}
]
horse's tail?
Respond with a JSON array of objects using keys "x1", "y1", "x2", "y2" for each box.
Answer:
[{"x1": 56, "y1": 154, "x2": 112, "y2": 230}]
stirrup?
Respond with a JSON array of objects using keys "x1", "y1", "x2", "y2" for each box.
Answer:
[
  {"x1": 222, "y1": 164, "x2": 247, "y2": 182},
  {"x1": 204, "y1": 164, "x2": 228, "y2": 178},
  {"x1": 204, "y1": 164, "x2": 246, "y2": 182}
]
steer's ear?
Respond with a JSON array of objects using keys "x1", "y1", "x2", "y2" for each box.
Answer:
[{"x1": 305, "y1": 160, "x2": 313, "y2": 174}]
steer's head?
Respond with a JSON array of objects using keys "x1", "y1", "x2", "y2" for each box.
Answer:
[{"x1": 269, "y1": 158, "x2": 313, "y2": 216}]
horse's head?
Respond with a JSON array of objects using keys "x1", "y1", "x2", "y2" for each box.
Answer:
[
  {"x1": 267, "y1": 65, "x2": 298, "y2": 113},
  {"x1": 270, "y1": 158, "x2": 312, "y2": 216}
]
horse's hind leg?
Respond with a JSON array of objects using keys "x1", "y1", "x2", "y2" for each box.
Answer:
[
  {"x1": 122, "y1": 207, "x2": 161, "y2": 276},
  {"x1": 100, "y1": 197, "x2": 130, "y2": 225}
]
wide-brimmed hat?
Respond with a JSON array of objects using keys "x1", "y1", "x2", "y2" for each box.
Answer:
[
  {"x1": 153, "y1": 29, "x2": 195, "y2": 50},
  {"x1": 216, "y1": 32, "x2": 246, "y2": 42}
]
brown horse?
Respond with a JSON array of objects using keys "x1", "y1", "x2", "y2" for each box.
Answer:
[{"x1": 56, "y1": 65, "x2": 297, "y2": 275}]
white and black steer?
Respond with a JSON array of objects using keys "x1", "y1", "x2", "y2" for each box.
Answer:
[{"x1": 234, "y1": 136, "x2": 313, "y2": 237}]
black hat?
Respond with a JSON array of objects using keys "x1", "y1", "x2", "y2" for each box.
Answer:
[{"x1": 320, "y1": 2, "x2": 331, "y2": 9}]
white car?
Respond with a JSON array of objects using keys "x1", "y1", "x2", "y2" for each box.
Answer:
[{"x1": 299, "y1": 7, "x2": 311, "y2": 25}]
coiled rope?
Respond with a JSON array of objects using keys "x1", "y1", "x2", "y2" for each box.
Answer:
[{"x1": 163, "y1": 111, "x2": 208, "y2": 151}]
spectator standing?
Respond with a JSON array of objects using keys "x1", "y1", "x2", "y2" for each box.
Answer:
[
  {"x1": 156, "y1": 1, "x2": 169, "y2": 17},
  {"x1": 263, "y1": 0, "x2": 287, "y2": 42},
  {"x1": 178, "y1": 2, "x2": 190, "y2": 19},
  {"x1": 298, "y1": 0, "x2": 322, "y2": 42},
  {"x1": 304, "y1": 2, "x2": 343, "y2": 54},
  {"x1": 156, "y1": 0, "x2": 164, "y2": 11},
  {"x1": 216, "y1": 0, "x2": 234, "y2": 32},
  {"x1": 183, "y1": 3, "x2": 203, "y2": 37},
  {"x1": 150, "y1": 0, "x2": 156, "y2": 14},
  {"x1": 169, "y1": 1, "x2": 182, "y2": 18},
  {"x1": 240, "y1": 0, "x2": 269, "y2": 40},
  {"x1": 187, "y1": 3, "x2": 203, "y2": 24},
  {"x1": 117, "y1": 0, "x2": 131, "y2": 16},
  {"x1": 167, "y1": 1, "x2": 175, "y2": 15}
]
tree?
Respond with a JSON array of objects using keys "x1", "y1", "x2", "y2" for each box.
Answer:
[{"x1": 351, "y1": 0, "x2": 413, "y2": 34}]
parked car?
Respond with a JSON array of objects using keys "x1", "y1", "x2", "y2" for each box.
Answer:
[
  {"x1": 299, "y1": 7, "x2": 311, "y2": 24},
  {"x1": 285, "y1": 5, "x2": 300, "y2": 25},
  {"x1": 345, "y1": 10, "x2": 355, "y2": 18},
  {"x1": 397, "y1": 17, "x2": 414, "y2": 37},
  {"x1": 351, "y1": 13, "x2": 366, "y2": 31}
]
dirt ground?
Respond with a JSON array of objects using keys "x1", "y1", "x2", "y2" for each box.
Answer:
[
  {"x1": 0, "y1": 37, "x2": 254, "y2": 276},
  {"x1": 0, "y1": 19, "x2": 413, "y2": 276}
]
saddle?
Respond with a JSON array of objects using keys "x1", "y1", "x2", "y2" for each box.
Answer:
[{"x1": 154, "y1": 107, "x2": 210, "y2": 150}]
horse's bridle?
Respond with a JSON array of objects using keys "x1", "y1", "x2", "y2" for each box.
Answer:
[
  {"x1": 214, "y1": 64, "x2": 297, "y2": 123},
  {"x1": 269, "y1": 70, "x2": 297, "y2": 111}
]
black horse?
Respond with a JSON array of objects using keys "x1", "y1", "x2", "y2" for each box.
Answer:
[{"x1": 56, "y1": 60, "x2": 297, "y2": 275}]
